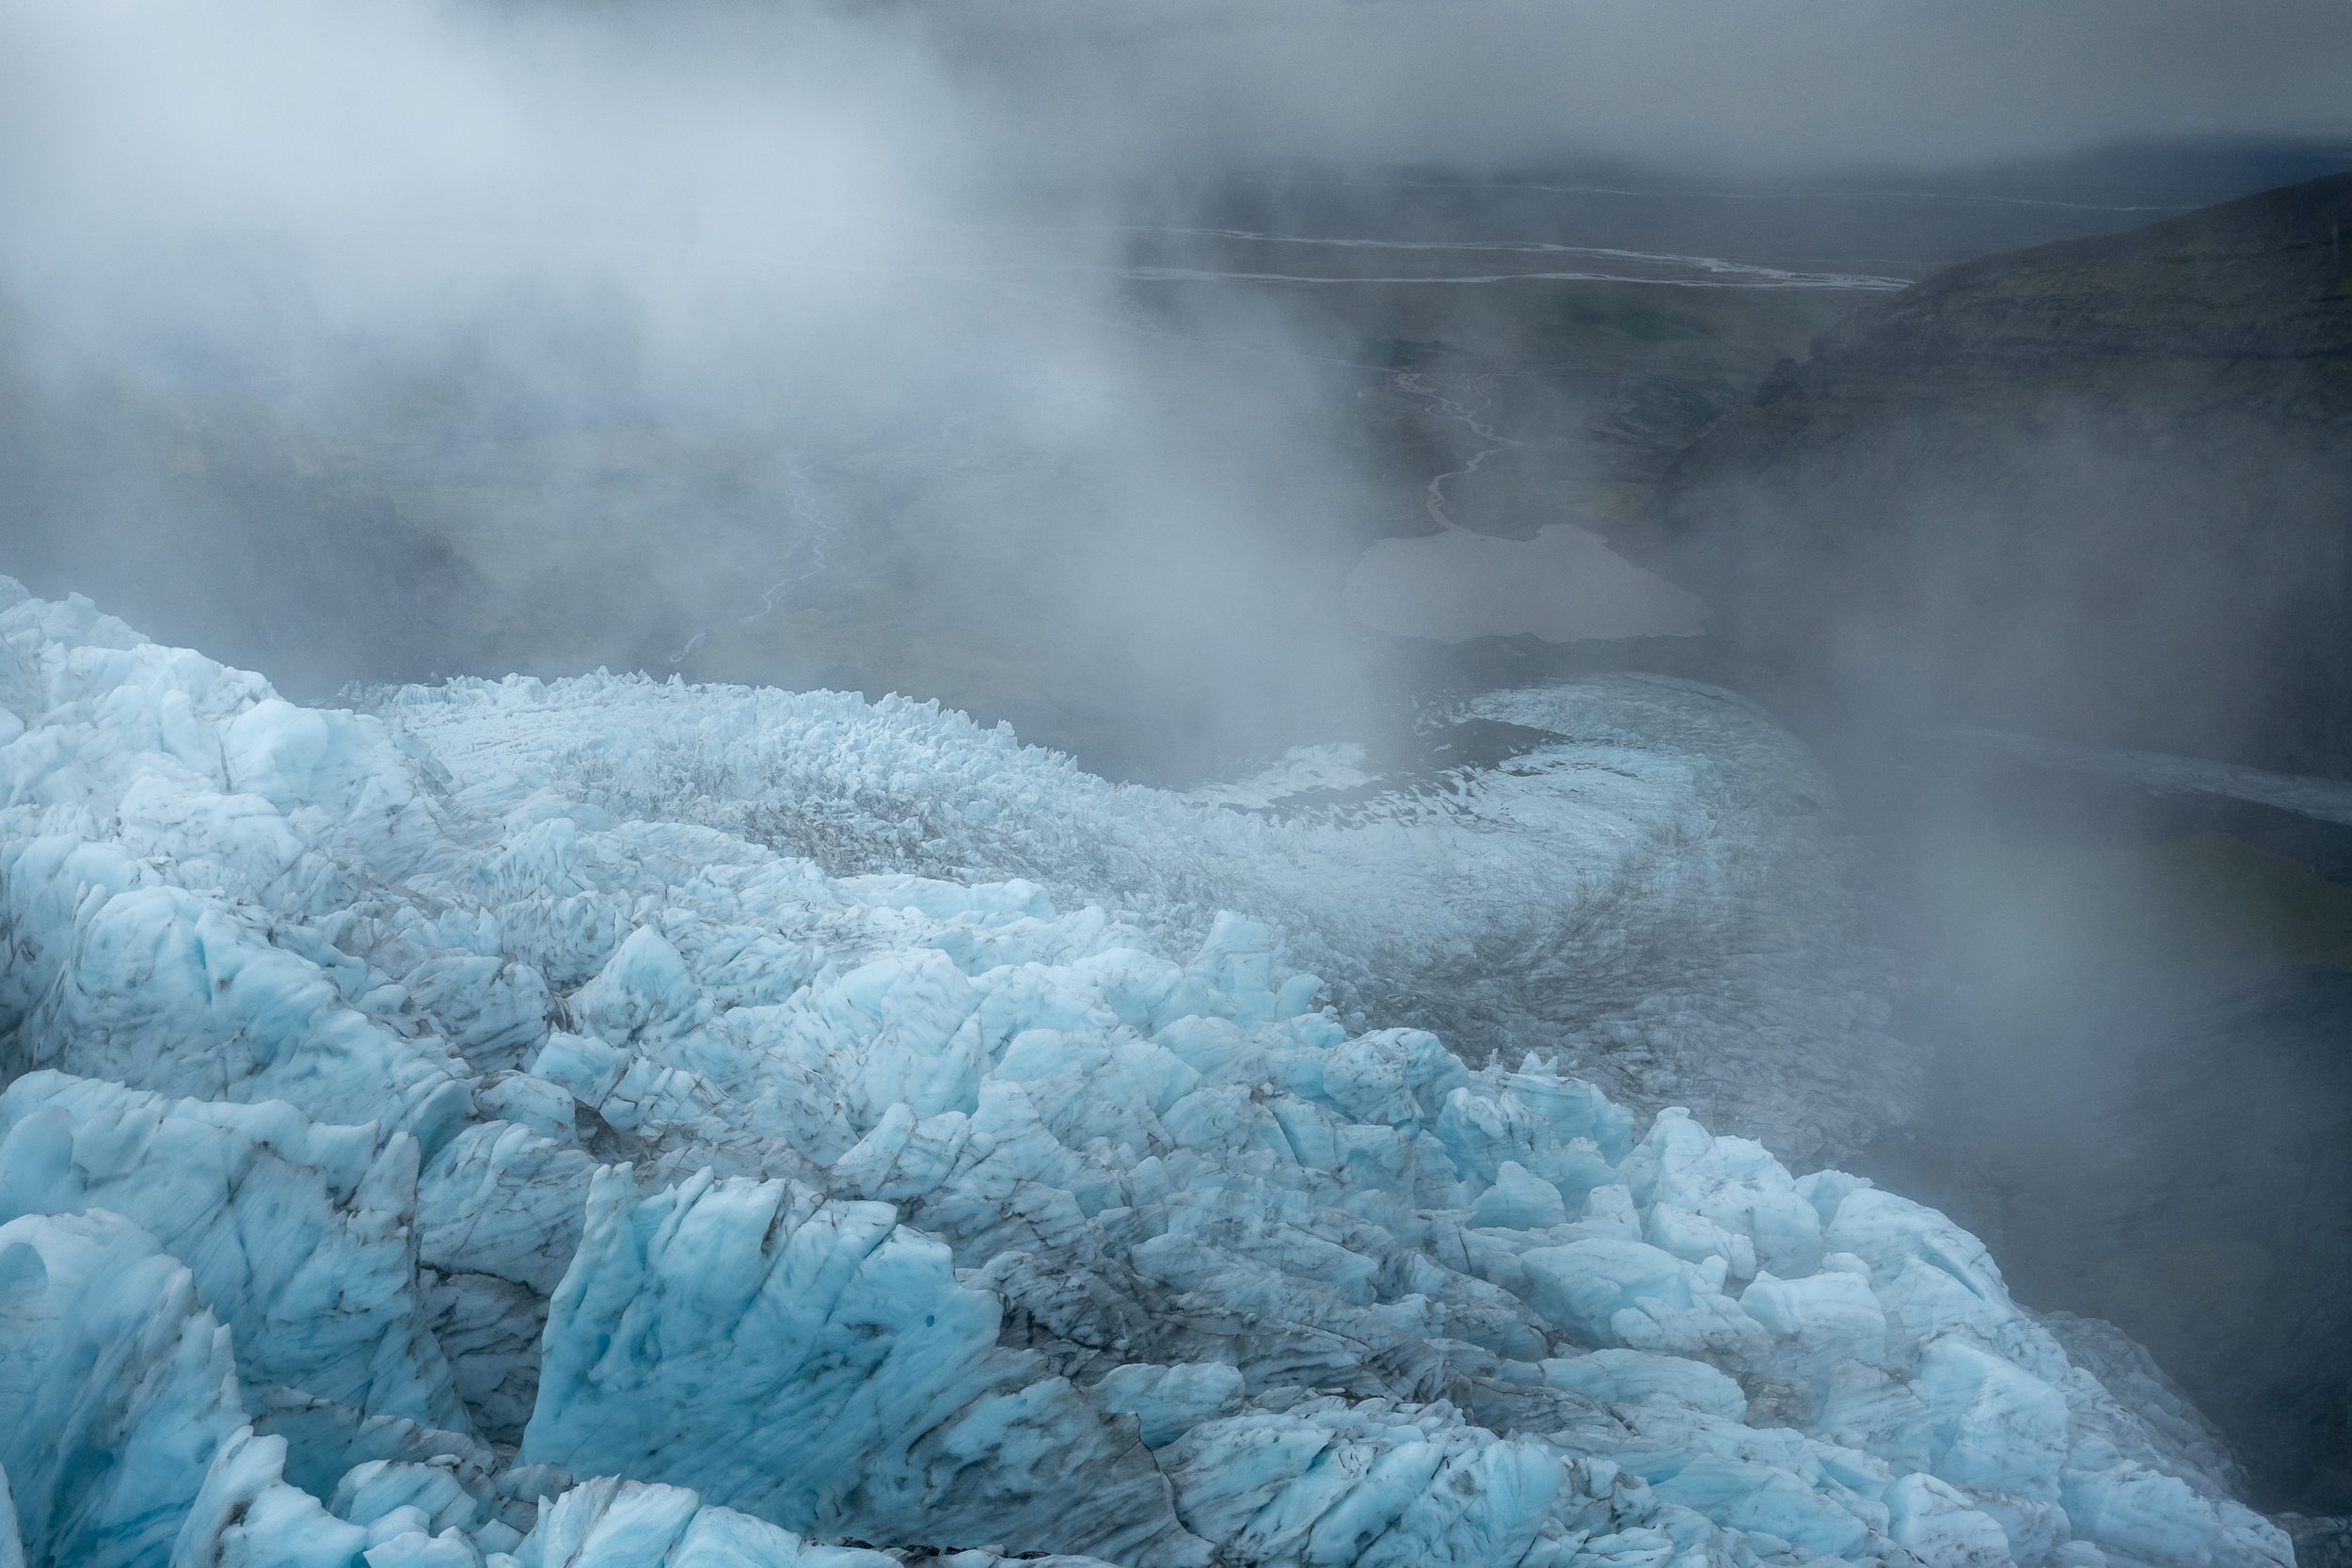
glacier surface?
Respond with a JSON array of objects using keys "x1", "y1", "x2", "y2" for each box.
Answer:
[
  {"x1": 0, "y1": 578, "x2": 2291, "y2": 1568},
  {"x1": 364, "y1": 659, "x2": 1912, "y2": 1164}
]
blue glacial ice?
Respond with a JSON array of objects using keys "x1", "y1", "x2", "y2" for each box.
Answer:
[{"x1": 0, "y1": 577, "x2": 2295, "y2": 1567}]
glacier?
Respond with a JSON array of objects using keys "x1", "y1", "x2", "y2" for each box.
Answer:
[
  {"x1": 0, "y1": 576, "x2": 2293, "y2": 1567},
  {"x1": 365, "y1": 657, "x2": 1913, "y2": 1165}
]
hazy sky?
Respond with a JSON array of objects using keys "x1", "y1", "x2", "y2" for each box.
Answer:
[
  {"x1": 8, "y1": 0, "x2": 2347, "y2": 331},
  {"x1": 929, "y1": 0, "x2": 2352, "y2": 179}
]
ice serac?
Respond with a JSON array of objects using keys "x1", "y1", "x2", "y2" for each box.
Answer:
[
  {"x1": 170, "y1": 1426, "x2": 370, "y2": 1568},
  {"x1": 526, "y1": 1165, "x2": 1207, "y2": 1565},
  {"x1": 0, "y1": 1194, "x2": 394, "y2": 1568},
  {"x1": 0, "y1": 1071, "x2": 467, "y2": 1433},
  {"x1": 0, "y1": 593, "x2": 473, "y2": 1151},
  {"x1": 0, "y1": 579, "x2": 2299, "y2": 1568},
  {"x1": 0, "y1": 1211, "x2": 245, "y2": 1568}
]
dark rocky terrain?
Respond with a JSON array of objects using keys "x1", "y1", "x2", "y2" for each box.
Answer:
[{"x1": 1649, "y1": 173, "x2": 2352, "y2": 775}]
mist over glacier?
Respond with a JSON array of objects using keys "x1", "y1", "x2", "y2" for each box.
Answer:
[
  {"x1": 2, "y1": 0, "x2": 2350, "y2": 1560},
  {"x1": 4, "y1": 0, "x2": 2348, "y2": 750}
]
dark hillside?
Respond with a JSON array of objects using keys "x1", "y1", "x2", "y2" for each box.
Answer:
[{"x1": 1650, "y1": 173, "x2": 2352, "y2": 774}]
